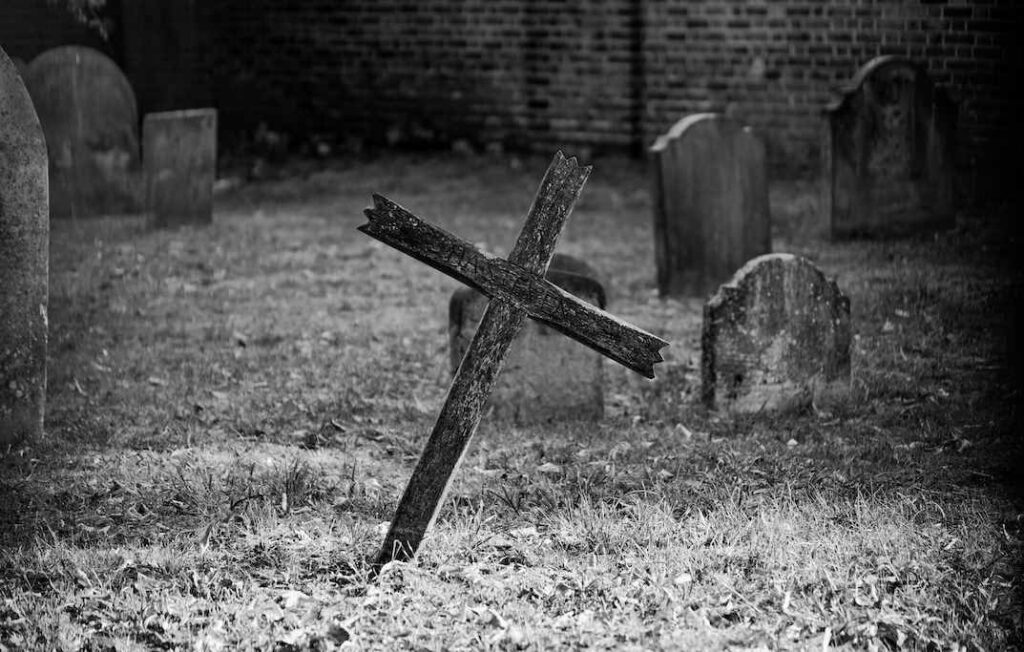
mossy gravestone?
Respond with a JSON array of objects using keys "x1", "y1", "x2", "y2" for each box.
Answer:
[
  {"x1": 23, "y1": 46, "x2": 141, "y2": 219},
  {"x1": 821, "y1": 56, "x2": 956, "y2": 238},
  {"x1": 701, "y1": 254, "x2": 850, "y2": 413},
  {"x1": 143, "y1": 108, "x2": 217, "y2": 228},
  {"x1": 651, "y1": 113, "x2": 770, "y2": 297},
  {"x1": 0, "y1": 47, "x2": 49, "y2": 445},
  {"x1": 449, "y1": 253, "x2": 606, "y2": 424}
]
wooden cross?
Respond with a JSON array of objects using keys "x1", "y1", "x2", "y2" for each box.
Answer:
[{"x1": 359, "y1": 151, "x2": 668, "y2": 568}]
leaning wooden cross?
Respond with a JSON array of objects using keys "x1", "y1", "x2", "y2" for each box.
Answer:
[{"x1": 359, "y1": 151, "x2": 669, "y2": 567}]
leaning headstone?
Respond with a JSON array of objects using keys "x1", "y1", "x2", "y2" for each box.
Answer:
[
  {"x1": 821, "y1": 56, "x2": 956, "y2": 238},
  {"x1": 23, "y1": 46, "x2": 141, "y2": 219},
  {"x1": 651, "y1": 113, "x2": 771, "y2": 298},
  {"x1": 449, "y1": 253, "x2": 606, "y2": 424},
  {"x1": 701, "y1": 254, "x2": 850, "y2": 413},
  {"x1": 0, "y1": 47, "x2": 49, "y2": 445},
  {"x1": 143, "y1": 108, "x2": 217, "y2": 227}
]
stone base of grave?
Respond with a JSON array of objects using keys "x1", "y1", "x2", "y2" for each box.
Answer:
[
  {"x1": 449, "y1": 254, "x2": 606, "y2": 424},
  {"x1": 701, "y1": 253, "x2": 851, "y2": 414}
]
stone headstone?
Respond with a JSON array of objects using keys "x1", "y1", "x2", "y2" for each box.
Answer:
[
  {"x1": 651, "y1": 113, "x2": 771, "y2": 298},
  {"x1": 0, "y1": 47, "x2": 49, "y2": 445},
  {"x1": 23, "y1": 46, "x2": 141, "y2": 219},
  {"x1": 701, "y1": 254, "x2": 850, "y2": 413},
  {"x1": 821, "y1": 56, "x2": 956, "y2": 238},
  {"x1": 143, "y1": 108, "x2": 217, "y2": 227},
  {"x1": 449, "y1": 253, "x2": 607, "y2": 424}
]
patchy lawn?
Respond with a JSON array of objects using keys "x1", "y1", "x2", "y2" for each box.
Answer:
[{"x1": 1, "y1": 151, "x2": 1021, "y2": 650}]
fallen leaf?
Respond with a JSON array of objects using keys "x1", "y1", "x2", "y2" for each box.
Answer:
[{"x1": 537, "y1": 462, "x2": 562, "y2": 475}]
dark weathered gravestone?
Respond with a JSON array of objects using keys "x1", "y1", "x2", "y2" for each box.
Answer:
[
  {"x1": 821, "y1": 56, "x2": 956, "y2": 238},
  {"x1": 0, "y1": 47, "x2": 49, "y2": 446},
  {"x1": 651, "y1": 113, "x2": 770, "y2": 298},
  {"x1": 450, "y1": 253, "x2": 606, "y2": 424},
  {"x1": 701, "y1": 254, "x2": 850, "y2": 414},
  {"x1": 23, "y1": 46, "x2": 141, "y2": 219},
  {"x1": 143, "y1": 108, "x2": 217, "y2": 227},
  {"x1": 359, "y1": 152, "x2": 668, "y2": 567}
]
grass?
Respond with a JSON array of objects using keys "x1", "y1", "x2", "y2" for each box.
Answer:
[{"x1": 1, "y1": 150, "x2": 1021, "y2": 650}]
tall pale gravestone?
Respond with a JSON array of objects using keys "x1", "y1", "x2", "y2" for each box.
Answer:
[
  {"x1": 143, "y1": 108, "x2": 217, "y2": 227},
  {"x1": 702, "y1": 254, "x2": 850, "y2": 414},
  {"x1": 0, "y1": 47, "x2": 49, "y2": 445},
  {"x1": 822, "y1": 56, "x2": 956, "y2": 238},
  {"x1": 449, "y1": 253, "x2": 606, "y2": 424},
  {"x1": 651, "y1": 113, "x2": 770, "y2": 298},
  {"x1": 23, "y1": 46, "x2": 141, "y2": 219}
]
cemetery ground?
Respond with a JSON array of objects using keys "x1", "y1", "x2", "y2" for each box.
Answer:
[{"x1": 1, "y1": 152, "x2": 1022, "y2": 651}]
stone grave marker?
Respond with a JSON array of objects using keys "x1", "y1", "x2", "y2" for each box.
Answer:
[
  {"x1": 651, "y1": 113, "x2": 770, "y2": 298},
  {"x1": 143, "y1": 108, "x2": 217, "y2": 227},
  {"x1": 23, "y1": 45, "x2": 141, "y2": 219},
  {"x1": 359, "y1": 152, "x2": 668, "y2": 567},
  {"x1": 821, "y1": 56, "x2": 956, "y2": 238},
  {"x1": 0, "y1": 47, "x2": 49, "y2": 446},
  {"x1": 449, "y1": 253, "x2": 606, "y2": 424},
  {"x1": 701, "y1": 253, "x2": 850, "y2": 414}
]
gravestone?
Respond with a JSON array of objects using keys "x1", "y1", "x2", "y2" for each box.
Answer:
[
  {"x1": 0, "y1": 47, "x2": 49, "y2": 445},
  {"x1": 143, "y1": 108, "x2": 217, "y2": 227},
  {"x1": 359, "y1": 152, "x2": 668, "y2": 567},
  {"x1": 449, "y1": 253, "x2": 606, "y2": 424},
  {"x1": 651, "y1": 113, "x2": 770, "y2": 298},
  {"x1": 821, "y1": 56, "x2": 956, "y2": 238},
  {"x1": 23, "y1": 46, "x2": 141, "y2": 219},
  {"x1": 701, "y1": 254, "x2": 850, "y2": 413}
]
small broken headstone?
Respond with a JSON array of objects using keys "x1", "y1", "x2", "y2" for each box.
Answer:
[
  {"x1": 143, "y1": 108, "x2": 218, "y2": 227},
  {"x1": 449, "y1": 253, "x2": 606, "y2": 424},
  {"x1": 23, "y1": 45, "x2": 141, "y2": 219},
  {"x1": 821, "y1": 56, "x2": 956, "y2": 238},
  {"x1": 651, "y1": 113, "x2": 771, "y2": 297},
  {"x1": 0, "y1": 46, "x2": 49, "y2": 445},
  {"x1": 701, "y1": 253, "x2": 850, "y2": 413}
]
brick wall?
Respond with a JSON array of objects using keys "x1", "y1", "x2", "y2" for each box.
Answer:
[
  {"x1": 201, "y1": 0, "x2": 642, "y2": 154},
  {"x1": 5, "y1": 0, "x2": 1020, "y2": 190},
  {"x1": 640, "y1": 0, "x2": 1023, "y2": 181}
]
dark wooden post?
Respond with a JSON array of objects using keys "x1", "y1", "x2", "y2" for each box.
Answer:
[{"x1": 359, "y1": 152, "x2": 668, "y2": 567}]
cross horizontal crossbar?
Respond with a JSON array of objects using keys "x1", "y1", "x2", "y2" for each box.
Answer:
[{"x1": 360, "y1": 195, "x2": 668, "y2": 378}]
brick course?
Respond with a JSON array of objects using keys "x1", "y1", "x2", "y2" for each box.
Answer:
[{"x1": 4, "y1": 0, "x2": 1021, "y2": 192}]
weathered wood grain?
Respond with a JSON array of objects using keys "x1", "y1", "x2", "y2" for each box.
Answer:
[
  {"x1": 360, "y1": 195, "x2": 667, "y2": 378},
  {"x1": 372, "y1": 152, "x2": 595, "y2": 566}
]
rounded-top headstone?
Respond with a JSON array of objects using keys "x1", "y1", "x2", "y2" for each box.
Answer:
[
  {"x1": 0, "y1": 46, "x2": 49, "y2": 445},
  {"x1": 651, "y1": 113, "x2": 771, "y2": 298},
  {"x1": 701, "y1": 253, "x2": 850, "y2": 414},
  {"x1": 821, "y1": 56, "x2": 956, "y2": 238},
  {"x1": 23, "y1": 45, "x2": 141, "y2": 219},
  {"x1": 449, "y1": 253, "x2": 607, "y2": 424}
]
